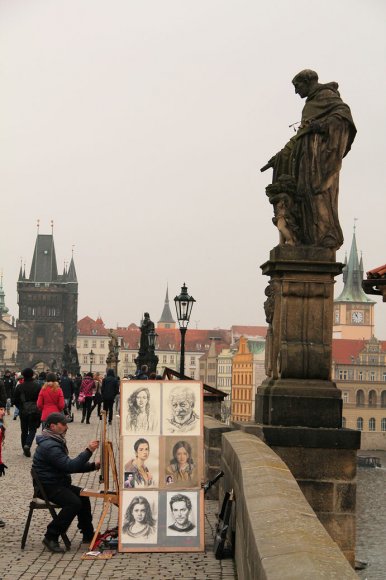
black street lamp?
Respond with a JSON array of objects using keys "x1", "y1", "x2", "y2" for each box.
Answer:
[
  {"x1": 88, "y1": 349, "x2": 95, "y2": 373},
  {"x1": 147, "y1": 329, "x2": 158, "y2": 350},
  {"x1": 174, "y1": 283, "x2": 196, "y2": 378}
]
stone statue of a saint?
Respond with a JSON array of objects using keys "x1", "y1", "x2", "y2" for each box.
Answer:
[
  {"x1": 139, "y1": 312, "x2": 155, "y2": 355},
  {"x1": 262, "y1": 70, "x2": 356, "y2": 250}
]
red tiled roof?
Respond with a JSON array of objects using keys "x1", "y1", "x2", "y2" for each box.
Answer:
[
  {"x1": 332, "y1": 339, "x2": 386, "y2": 363},
  {"x1": 77, "y1": 316, "x2": 110, "y2": 336},
  {"x1": 231, "y1": 325, "x2": 268, "y2": 338},
  {"x1": 332, "y1": 339, "x2": 365, "y2": 364},
  {"x1": 366, "y1": 264, "x2": 386, "y2": 278}
]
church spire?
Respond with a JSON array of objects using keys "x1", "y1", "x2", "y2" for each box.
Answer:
[
  {"x1": 29, "y1": 229, "x2": 59, "y2": 283},
  {"x1": 336, "y1": 226, "x2": 374, "y2": 304},
  {"x1": 157, "y1": 284, "x2": 176, "y2": 328}
]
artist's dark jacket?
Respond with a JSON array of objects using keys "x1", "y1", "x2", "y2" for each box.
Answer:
[{"x1": 33, "y1": 434, "x2": 96, "y2": 487}]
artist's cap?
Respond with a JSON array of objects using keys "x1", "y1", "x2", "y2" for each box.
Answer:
[{"x1": 45, "y1": 412, "x2": 70, "y2": 425}]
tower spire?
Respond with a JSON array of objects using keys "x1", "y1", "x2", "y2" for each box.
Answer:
[{"x1": 335, "y1": 226, "x2": 374, "y2": 304}]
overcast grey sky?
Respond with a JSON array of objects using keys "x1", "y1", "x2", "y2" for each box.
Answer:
[{"x1": 0, "y1": 0, "x2": 385, "y2": 336}]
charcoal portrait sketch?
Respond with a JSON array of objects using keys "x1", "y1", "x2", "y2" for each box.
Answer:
[
  {"x1": 121, "y1": 492, "x2": 158, "y2": 544},
  {"x1": 163, "y1": 384, "x2": 201, "y2": 435},
  {"x1": 166, "y1": 492, "x2": 197, "y2": 537},
  {"x1": 124, "y1": 383, "x2": 160, "y2": 435}
]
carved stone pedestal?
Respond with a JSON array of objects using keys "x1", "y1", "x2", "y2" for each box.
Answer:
[
  {"x1": 256, "y1": 245, "x2": 343, "y2": 427},
  {"x1": 252, "y1": 245, "x2": 360, "y2": 566}
]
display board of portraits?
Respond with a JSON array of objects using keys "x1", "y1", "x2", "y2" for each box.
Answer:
[{"x1": 118, "y1": 380, "x2": 204, "y2": 552}]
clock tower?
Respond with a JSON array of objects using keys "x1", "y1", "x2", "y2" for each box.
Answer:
[{"x1": 333, "y1": 228, "x2": 375, "y2": 339}]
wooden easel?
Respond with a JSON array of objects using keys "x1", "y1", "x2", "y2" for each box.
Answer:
[{"x1": 80, "y1": 411, "x2": 119, "y2": 550}]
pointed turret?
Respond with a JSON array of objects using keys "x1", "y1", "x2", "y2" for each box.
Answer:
[
  {"x1": 18, "y1": 262, "x2": 24, "y2": 281},
  {"x1": 29, "y1": 234, "x2": 58, "y2": 282},
  {"x1": 157, "y1": 285, "x2": 176, "y2": 329},
  {"x1": 67, "y1": 256, "x2": 77, "y2": 283},
  {"x1": 336, "y1": 230, "x2": 374, "y2": 303}
]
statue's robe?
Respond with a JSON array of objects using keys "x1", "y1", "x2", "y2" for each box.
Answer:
[{"x1": 274, "y1": 82, "x2": 356, "y2": 249}]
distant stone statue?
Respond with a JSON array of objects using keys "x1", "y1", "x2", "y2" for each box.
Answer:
[
  {"x1": 139, "y1": 313, "x2": 155, "y2": 355},
  {"x1": 108, "y1": 329, "x2": 119, "y2": 355},
  {"x1": 262, "y1": 70, "x2": 356, "y2": 250}
]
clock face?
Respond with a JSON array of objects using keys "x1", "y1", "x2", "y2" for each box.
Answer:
[{"x1": 352, "y1": 311, "x2": 364, "y2": 324}]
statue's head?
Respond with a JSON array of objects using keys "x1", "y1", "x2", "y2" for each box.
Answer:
[
  {"x1": 292, "y1": 69, "x2": 318, "y2": 98},
  {"x1": 144, "y1": 312, "x2": 150, "y2": 319}
]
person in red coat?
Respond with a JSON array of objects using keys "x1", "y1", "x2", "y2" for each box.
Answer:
[{"x1": 37, "y1": 373, "x2": 65, "y2": 427}]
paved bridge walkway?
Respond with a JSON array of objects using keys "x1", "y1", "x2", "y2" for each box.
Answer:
[{"x1": 0, "y1": 408, "x2": 236, "y2": 580}]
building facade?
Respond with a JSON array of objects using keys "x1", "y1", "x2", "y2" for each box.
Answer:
[
  {"x1": 17, "y1": 233, "x2": 78, "y2": 371},
  {"x1": 333, "y1": 336, "x2": 386, "y2": 448}
]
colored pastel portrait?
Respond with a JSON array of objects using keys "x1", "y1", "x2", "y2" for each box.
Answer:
[
  {"x1": 122, "y1": 436, "x2": 159, "y2": 488},
  {"x1": 165, "y1": 438, "x2": 199, "y2": 487}
]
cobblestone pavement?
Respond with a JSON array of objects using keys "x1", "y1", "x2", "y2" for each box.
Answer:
[{"x1": 0, "y1": 408, "x2": 236, "y2": 580}]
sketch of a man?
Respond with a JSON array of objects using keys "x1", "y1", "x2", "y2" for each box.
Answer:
[
  {"x1": 168, "y1": 494, "x2": 196, "y2": 534},
  {"x1": 166, "y1": 386, "x2": 199, "y2": 433}
]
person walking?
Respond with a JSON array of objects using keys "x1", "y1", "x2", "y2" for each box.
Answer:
[
  {"x1": 33, "y1": 412, "x2": 100, "y2": 553},
  {"x1": 91, "y1": 373, "x2": 103, "y2": 419},
  {"x1": 101, "y1": 369, "x2": 119, "y2": 425},
  {"x1": 59, "y1": 370, "x2": 74, "y2": 416},
  {"x1": 13, "y1": 368, "x2": 41, "y2": 457},
  {"x1": 74, "y1": 373, "x2": 82, "y2": 409},
  {"x1": 3, "y1": 371, "x2": 15, "y2": 416},
  {"x1": 37, "y1": 373, "x2": 65, "y2": 428},
  {"x1": 79, "y1": 373, "x2": 95, "y2": 424}
]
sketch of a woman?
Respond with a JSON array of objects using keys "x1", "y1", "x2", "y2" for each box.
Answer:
[
  {"x1": 166, "y1": 440, "x2": 196, "y2": 484},
  {"x1": 125, "y1": 438, "x2": 154, "y2": 487},
  {"x1": 122, "y1": 496, "x2": 156, "y2": 540},
  {"x1": 126, "y1": 387, "x2": 157, "y2": 433}
]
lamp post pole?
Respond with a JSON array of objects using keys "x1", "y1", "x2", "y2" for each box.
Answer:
[
  {"x1": 174, "y1": 283, "x2": 196, "y2": 379},
  {"x1": 88, "y1": 349, "x2": 95, "y2": 374}
]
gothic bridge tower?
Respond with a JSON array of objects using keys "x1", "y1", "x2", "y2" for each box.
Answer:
[{"x1": 17, "y1": 230, "x2": 78, "y2": 371}]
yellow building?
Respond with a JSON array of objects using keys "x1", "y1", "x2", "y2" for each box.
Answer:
[{"x1": 231, "y1": 337, "x2": 254, "y2": 422}]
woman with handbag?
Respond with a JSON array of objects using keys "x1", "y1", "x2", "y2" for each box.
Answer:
[
  {"x1": 91, "y1": 373, "x2": 103, "y2": 419},
  {"x1": 79, "y1": 373, "x2": 95, "y2": 424},
  {"x1": 37, "y1": 373, "x2": 65, "y2": 429}
]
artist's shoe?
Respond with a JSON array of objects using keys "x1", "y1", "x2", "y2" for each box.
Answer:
[
  {"x1": 81, "y1": 418, "x2": 85, "y2": 423},
  {"x1": 23, "y1": 445, "x2": 31, "y2": 457},
  {"x1": 0, "y1": 520, "x2": 5, "y2": 528},
  {"x1": 42, "y1": 537, "x2": 65, "y2": 553}
]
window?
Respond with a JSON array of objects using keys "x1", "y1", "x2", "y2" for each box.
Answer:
[
  {"x1": 170, "y1": 355, "x2": 174, "y2": 364},
  {"x1": 343, "y1": 392, "x2": 349, "y2": 403},
  {"x1": 357, "y1": 417, "x2": 363, "y2": 431},
  {"x1": 369, "y1": 390, "x2": 377, "y2": 407},
  {"x1": 83, "y1": 340, "x2": 88, "y2": 348},
  {"x1": 190, "y1": 371, "x2": 195, "y2": 379},
  {"x1": 190, "y1": 357, "x2": 195, "y2": 365},
  {"x1": 100, "y1": 341, "x2": 105, "y2": 349},
  {"x1": 381, "y1": 418, "x2": 386, "y2": 432},
  {"x1": 358, "y1": 371, "x2": 363, "y2": 381},
  {"x1": 342, "y1": 417, "x2": 346, "y2": 428},
  {"x1": 132, "y1": 355, "x2": 136, "y2": 362},
  {"x1": 83, "y1": 355, "x2": 88, "y2": 364},
  {"x1": 338, "y1": 370, "x2": 348, "y2": 380},
  {"x1": 383, "y1": 372, "x2": 386, "y2": 382},
  {"x1": 99, "y1": 356, "x2": 104, "y2": 364},
  {"x1": 381, "y1": 391, "x2": 386, "y2": 408},
  {"x1": 356, "y1": 390, "x2": 365, "y2": 407},
  {"x1": 92, "y1": 340, "x2": 97, "y2": 349},
  {"x1": 163, "y1": 355, "x2": 167, "y2": 363},
  {"x1": 370, "y1": 371, "x2": 375, "y2": 382},
  {"x1": 124, "y1": 354, "x2": 129, "y2": 362},
  {"x1": 369, "y1": 417, "x2": 376, "y2": 431}
]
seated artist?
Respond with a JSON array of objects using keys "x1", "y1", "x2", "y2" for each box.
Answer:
[{"x1": 32, "y1": 412, "x2": 100, "y2": 553}]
